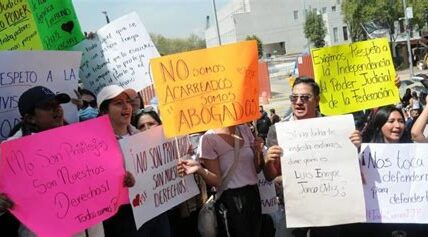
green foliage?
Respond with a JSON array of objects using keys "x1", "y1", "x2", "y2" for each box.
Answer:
[
  {"x1": 245, "y1": 35, "x2": 263, "y2": 58},
  {"x1": 341, "y1": 0, "x2": 428, "y2": 42},
  {"x1": 150, "y1": 33, "x2": 206, "y2": 56},
  {"x1": 304, "y1": 10, "x2": 327, "y2": 48}
]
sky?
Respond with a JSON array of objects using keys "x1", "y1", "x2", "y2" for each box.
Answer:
[{"x1": 73, "y1": 0, "x2": 229, "y2": 38}]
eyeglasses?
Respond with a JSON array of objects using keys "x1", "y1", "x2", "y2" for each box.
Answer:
[{"x1": 289, "y1": 94, "x2": 313, "y2": 103}]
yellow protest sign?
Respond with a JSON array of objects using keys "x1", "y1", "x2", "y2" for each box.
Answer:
[
  {"x1": 150, "y1": 41, "x2": 259, "y2": 138},
  {"x1": 311, "y1": 38, "x2": 400, "y2": 115},
  {"x1": 0, "y1": 0, "x2": 43, "y2": 49}
]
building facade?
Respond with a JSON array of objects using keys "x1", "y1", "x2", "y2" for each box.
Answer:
[{"x1": 205, "y1": 0, "x2": 351, "y2": 55}]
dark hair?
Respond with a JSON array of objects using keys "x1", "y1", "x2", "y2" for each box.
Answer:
[
  {"x1": 99, "y1": 99, "x2": 112, "y2": 115},
  {"x1": 362, "y1": 105, "x2": 412, "y2": 143},
  {"x1": 270, "y1": 108, "x2": 275, "y2": 113},
  {"x1": 132, "y1": 108, "x2": 162, "y2": 128},
  {"x1": 292, "y1": 77, "x2": 320, "y2": 96}
]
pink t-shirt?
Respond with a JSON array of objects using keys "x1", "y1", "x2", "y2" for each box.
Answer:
[{"x1": 198, "y1": 125, "x2": 258, "y2": 190}]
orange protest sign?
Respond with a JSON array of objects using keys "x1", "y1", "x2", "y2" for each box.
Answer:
[{"x1": 150, "y1": 41, "x2": 259, "y2": 137}]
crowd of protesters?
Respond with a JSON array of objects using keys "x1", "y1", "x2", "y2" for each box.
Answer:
[
  {"x1": 1, "y1": 28, "x2": 428, "y2": 237},
  {"x1": 2, "y1": 71, "x2": 428, "y2": 237}
]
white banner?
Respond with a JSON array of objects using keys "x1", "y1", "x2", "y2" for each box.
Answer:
[
  {"x1": 0, "y1": 51, "x2": 80, "y2": 141},
  {"x1": 361, "y1": 143, "x2": 428, "y2": 223},
  {"x1": 120, "y1": 126, "x2": 199, "y2": 229},
  {"x1": 72, "y1": 12, "x2": 159, "y2": 94},
  {"x1": 258, "y1": 172, "x2": 278, "y2": 214},
  {"x1": 276, "y1": 115, "x2": 366, "y2": 227}
]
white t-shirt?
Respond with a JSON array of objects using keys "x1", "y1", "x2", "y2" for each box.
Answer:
[{"x1": 198, "y1": 125, "x2": 258, "y2": 190}]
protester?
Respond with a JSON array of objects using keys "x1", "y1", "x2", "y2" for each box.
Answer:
[
  {"x1": 405, "y1": 108, "x2": 421, "y2": 131},
  {"x1": 177, "y1": 124, "x2": 265, "y2": 237},
  {"x1": 269, "y1": 108, "x2": 280, "y2": 125},
  {"x1": 411, "y1": 96, "x2": 428, "y2": 142},
  {"x1": 132, "y1": 106, "x2": 162, "y2": 131},
  {"x1": 408, "y1": 91, "x2": 421, "y2": 111},
  {"x1": 256, "y1": 105, "x2": 271, "y2": 142},
  {"x1": 263, "y1": 77, "x2": 362, "y2": 237},
  {"x1": 0, "y1": 86, "x2": 104, "y2": 237},
  {"x1": 354, "y1": 105, "x2": 426, "y2": 237},
  {"x1": 401, "y1": 88, "x2": 412, "y2": 108},
  {"x1": 98, "y1": 85, "x2": 174, "y2": 237},
  {"x1": 71, "y1": 88, "x2": 99, "y2": 121}
]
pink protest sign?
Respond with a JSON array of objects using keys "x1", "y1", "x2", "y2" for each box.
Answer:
[{"x1": 0, "y1": 116, "x2": 127, "y2": 237}]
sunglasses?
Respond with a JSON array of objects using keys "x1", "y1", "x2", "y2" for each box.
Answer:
[
  {"x1": 289, "y1": 94, "x2": 313, "y2": 103},
  {"x1": 136, "y1": 106, "x2": 155, "y2": 116},
  {"x1": 82, "y1": 100, "x2": 97, "y2": 108}
]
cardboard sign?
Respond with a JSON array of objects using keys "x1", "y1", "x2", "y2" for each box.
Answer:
[
  {"x1": 0, "y1": 0, "x2": 84, "y2": 50},
  {"x1": 72, "y1": 12, "x2": 160, "y2": 95},
  {"x1": 258, "y1": 172, "x2": 278, "y2": 214},
  {"x1": 120, "y1": 126, "x2": 200, "y2": 229},
  {"x1": 0, "y1": 51, "x2": 80, "y2": 141},
  {"x1": 0, "y1": 116, "x2": 128, "y2": 236},
  {"x1": 311, "y1": 38, "x2": 399, "y2": 115},
  {"x1": 361, "y1": 144, "x2": 428, "y2": 223},
  {"x1": 151, "y1": 41, "x2": 259, "y2": 137},
  {"x1": 276, "y1": 115, "x2": 366, "y2": 227}
]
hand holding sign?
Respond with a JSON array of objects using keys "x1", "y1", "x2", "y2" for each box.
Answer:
[{"x1": 0, "y1": 116, "x2": 127, "y2": 236}]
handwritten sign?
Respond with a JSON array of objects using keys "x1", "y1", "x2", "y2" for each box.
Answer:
[
  {"x1": 0, "y1": 0, "x2": 84, "y2": 50},
  {"x1": 28, "y1": 0, "x2": 84, "y2": 49},
  {"x1": 0, "y1": 51, "x2": 80, "y2": 141},
  {"x1": 276, "y1": 115, "x2": 366, "y2": 227},
  {"x1": 0, "y1": 0, "x2": 42, "y2": 50},
  {"x1": 0, "y1": 116, "x2": 128, "y2": 236},
  {"x1": 258, "y1": 172, "x2": 278, "y2": 214},
  {"x1": 120, "y1": 125, "x2": 200, "y2": 229},
  {"x1": 361, "y1": 144, "x2": 428, "y2": 223},
  {"x1": 311, "y1": 38, "x2": 400, "y2": 115},
  {"x1": 151, "y1": 40, "x2": 259, "y2": 137},
  {"x1": 72, "y1": 12, "x2": 159, "y2": 95}
]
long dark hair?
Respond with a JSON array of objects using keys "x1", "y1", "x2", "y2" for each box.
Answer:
[{"x1": 362, "y1": 105, "x2": 412, "y2": 143}]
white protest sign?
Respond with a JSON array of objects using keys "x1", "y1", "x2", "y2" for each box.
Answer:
[
  {"x1": 120, "y1": 125, "x2": 199, "y2": 229},
  {"x1": 0, "y1": 51, "x2": 80, "y2": 141},
  {"x1": 258, "y1": 172, "x2": 279, "y2": 214},
  {"x1": 361, "y1": 143, "x2": 428, "y2": 223},
  {"x1": 276, "y1": 114, "x2": 366, "y2": 227},
  {"x1": 72, "y1": 12, "x2": 159, "y2": 95}
]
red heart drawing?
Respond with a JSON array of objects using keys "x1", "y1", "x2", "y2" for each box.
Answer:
[{"x1": 132, "y1": 194, "x2": 140, "y2": 207}]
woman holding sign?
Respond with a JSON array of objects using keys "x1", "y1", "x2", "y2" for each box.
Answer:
[
  {"x1": 358, "y1": 105, "x2": 426, "y2": 237},
  {"x1": 178, "y1": 124, "x2": 265, "y2": 237},
  {"x1": 97, "y1": 85, "x2": 171, "y2": 237}
]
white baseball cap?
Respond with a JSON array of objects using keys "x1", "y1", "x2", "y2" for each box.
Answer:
[{"x1": 97, "y1": 85, "x2": 137, "y2": 109}]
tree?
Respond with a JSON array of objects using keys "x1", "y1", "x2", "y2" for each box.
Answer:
[
  {"x1": 304, "y1": 10, "x2": 327, "y2": 48},
  {"x1": 245, "y1": 35, "x2": 263, "y2": 58},
  {"x1": 341, "y1": 0, "x2": 428, "y2": 42},
  {"x1": 150, "y1": 33, "x2": 206, "y2": 55}
]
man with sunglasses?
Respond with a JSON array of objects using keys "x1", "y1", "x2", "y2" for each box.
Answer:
[{"x1": 262, "y1": 77, "x2": 362, "y2": 237}]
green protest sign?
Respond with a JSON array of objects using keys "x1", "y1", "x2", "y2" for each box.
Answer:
[{"x1": 0, "y1": 0, "x2": 84, "y2": 50}]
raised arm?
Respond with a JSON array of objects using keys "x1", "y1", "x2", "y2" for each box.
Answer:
[{"x1": 411, "y1": 97, "x2": 428, "y2": 142}]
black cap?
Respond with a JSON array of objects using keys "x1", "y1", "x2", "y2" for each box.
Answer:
[{"x1": 18, "y1": 86, "x2": 71, "y2": 116}]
